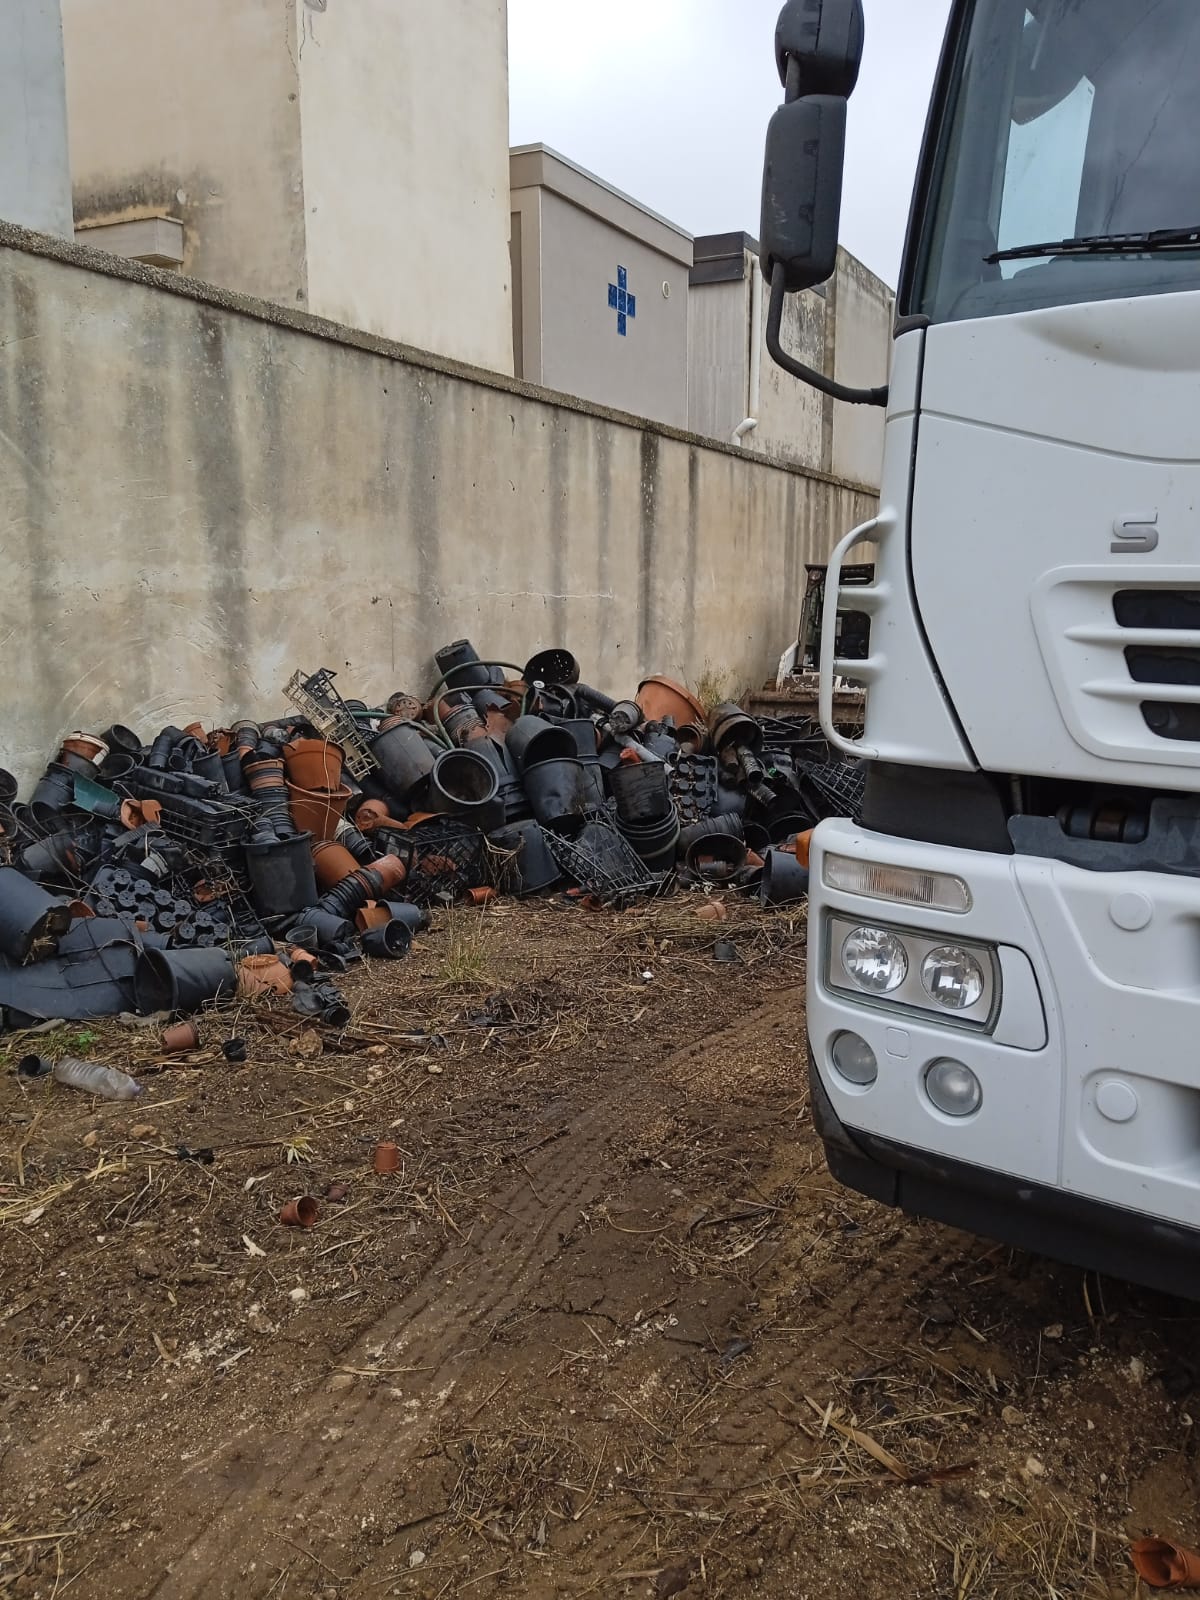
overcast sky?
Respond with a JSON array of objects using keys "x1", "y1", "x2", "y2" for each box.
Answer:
[{"x1": 508, "y1": 0, "x2": 954, "y2": 289}]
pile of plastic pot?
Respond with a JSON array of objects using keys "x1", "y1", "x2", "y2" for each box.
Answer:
[{"x1": 0, "y1": 640, "x2": 861, "y2": 1028}]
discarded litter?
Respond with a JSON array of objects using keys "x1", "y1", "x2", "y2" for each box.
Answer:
[
  {"x1": 0, "y1": 642, "x2": 859, "y2": 1035},
  {"x1": 1132, "y1": 1538, "x2": 1200, "y2": 1590},
  {"x1": 51, "y1": 1056, "x2": 142, "y2": 1100}
]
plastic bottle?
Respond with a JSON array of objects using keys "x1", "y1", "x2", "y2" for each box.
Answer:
[{"x1": 52, "y1": 1057, "x2": 143, "y2": 1100}]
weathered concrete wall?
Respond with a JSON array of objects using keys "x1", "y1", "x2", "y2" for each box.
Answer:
[
  {"x1": 61, "y1": 0, "x2": 514, "y2": 372},
  {"x1": 831, "y1": 248, "x2": 893, "y2": 488},
  {"x1": 299, "y1": 0, "x2": 513, "y2": 372},
  {"x1": 688, "y1": 244, "x2": 889, "y2": 486},
  {"x1": 62, "y1": 0, "x2": 307, "y2": 306},
  {"x1": 0, "y1": 0, "x2": 73, "y2": 238},
  {"x1": 0, "y1": 226, "x2": 876, "y2": 784}
]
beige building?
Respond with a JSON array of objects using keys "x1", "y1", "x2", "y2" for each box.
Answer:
[
  {"x1": 0, "y1": 0, "x2": 72, "y2": 238},
  {"x1": 59, "y1": 0, "x2": 515, "y2": 374},
  {"x1": 510, "y1": 145, "x2": 693, "y2": 429},
  {"x1": 689, "y1": 233, "x2": 893, "y2": 483}
]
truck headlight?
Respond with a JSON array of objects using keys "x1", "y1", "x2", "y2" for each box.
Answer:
[
  {"x1": 841, "y1": 926, "x2": 909, "y2": 995},
  {"x1": 921, "y1": 946, "x2": 986, "y2": 1011},
  {"x1": 826, "y1": 915, "x2": 999, "y2": 1029}
]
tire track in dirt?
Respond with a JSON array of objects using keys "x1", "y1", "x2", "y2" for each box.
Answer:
[{"x1": 99, "y1": 993, "x2": 802, "y2": 1600}]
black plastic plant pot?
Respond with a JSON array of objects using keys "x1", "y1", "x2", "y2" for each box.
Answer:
[
  {"x1": 488, "y1": 820, "x2": 562, "y2": 897},
  {"x1": 760, "y1": 850, "x2": 810, "y2": 907},
  {"x1": 524, "y1": 648, "x2": 580, "y2": 687},
  {"x1": 57, "y1": 749, "x2": 101, "y2": 779},
  {"x1": 709, "y1": 703, "x2": 764, "y2": 756},
  {"x1": 286, "y1": 910, "x2": 355, "y2": 951},
  {"x1": 383, "y1": 901, "x2": 432, "y2": 933},
  {"x1": 0, "y1": 868, "x2": 73, "y2": 962},
  {"x1": 29, "y1": 764, "x2": 75, "y2": 820},
  {"x1": 442, "y1": 700, "x2": 484, "y2": 746},
  {"x1": 245, "y1": 832, "x2": 319, "y2": 921},
  {"x1": 580, "y1": 764, "x2": 606, "y2": 811},
  {"x1": 99, "y1": 724, "x2": 142, "y2": 757},
  {"x1": 743, "y1": 821, "x2": 773, "y2": 855},
  {"x1": 618, "y1": 809, "x2": 682, "y2": 869},
  {"x1": 98, "y1": 752, "x2": 138, "y2": 785},
  {"x1": 133, "y1": 946, "x2": 238, "y2": 1017},
  {"x1": 360, "y1": 919, "x2": 414, "y2": 960},
  {"x1": 551, "y1": 718, "x2": 600, "y2": 759},
  {"x1": 506, "y1": 715, "x2": 577, "y2": 772},
  {"x1": 373, "y1": 720, "x2": 438, "y2": 798},
  {"x1": 678, "y1": 813, "x2": 745, "y2": 851},
  {"x1": 0, "y1": 768, "x2": 17, "y2": 804},
  {"x1": 610, "y1": 760, "x2": 672, "y2": 826},
  {"x1": 428, "y1": 749, "x2": 500, "y2": 818},
  {"x1": 436, "y1": 638, "x2": 493, "y2": 691},
  {"x1": 523, "y1": 757, "x2": 587, "y2": 831},
  {"x1": 768, "y1": 812, "x2": 812, "y2": 846},
  {"x1": 192, "y1": 750, "x2": 229, "y2": 792},
  {"x1": 221, "y1": 752, "x2": 248, "y2": 794},
  {"x1": 684, "y1": 832, "x2": 748, "y2": 881},
  {"x1": 336, "y1": 823, "x2": 377, "y2": 864}
]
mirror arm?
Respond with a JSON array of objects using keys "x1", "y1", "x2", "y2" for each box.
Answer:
[{"x1": 765, "y1": 264, "x2": 888, "y2": 408}]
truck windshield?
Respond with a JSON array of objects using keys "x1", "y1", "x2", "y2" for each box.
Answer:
[{"x1": 910, "y1": 0, "x2": 1200, "y2": 323}]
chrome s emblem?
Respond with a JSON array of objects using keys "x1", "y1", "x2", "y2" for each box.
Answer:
[{"x1": 1111, "y1": 512, "x2": 1159, "y2": 554}]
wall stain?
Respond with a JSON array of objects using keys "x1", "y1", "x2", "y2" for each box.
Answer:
[{"x1": 638, "y1": 430, "x2": 660, "y2": 670}]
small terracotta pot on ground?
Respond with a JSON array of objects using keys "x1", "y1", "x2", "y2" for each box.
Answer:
[
  {"x1": 279, "y1": 1196, "x2": 319, "y2": 1228},
  {"x1": 161, "y1": 1021, "x2": 200, "y2": 1053},
  {"x1": 373, "y1": 1141, "x2": 401, "y2": 1175}
]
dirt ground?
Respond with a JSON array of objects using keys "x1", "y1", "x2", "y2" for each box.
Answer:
[{"x1": 0, "y1": 896, "x2": 1196, "y2": 1600}]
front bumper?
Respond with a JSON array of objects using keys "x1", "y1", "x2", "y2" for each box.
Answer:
[
  {"x1": 810, "y1": 1053, "x2": 1200, "y2": 1296},
  {"x1": 808, "y1": 816, "x2": 1200, "y2": 1290}
]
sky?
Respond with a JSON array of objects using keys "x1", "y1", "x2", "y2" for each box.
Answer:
[{"x1": 508, "y1": 0, "x2": 955, "y2": 290}]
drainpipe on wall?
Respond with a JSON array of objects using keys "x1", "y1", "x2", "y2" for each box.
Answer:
[{"x1": 732, "y1": 254, "x2": 763, "y2": 448}]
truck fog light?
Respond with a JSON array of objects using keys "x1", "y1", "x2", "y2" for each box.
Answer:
[
  {"x1": 831, "y1": 1031, "x2": 878, "y2": 1087},
  {"x1": 921, "y1": 946, "x2": 985, "y2": 1010},
  {"x1": 841, "y1": 926, "x2": 909, "y2": 994},
  {"x1": 925, "y1": 1059, "x2": 982, "y2": 1118}
]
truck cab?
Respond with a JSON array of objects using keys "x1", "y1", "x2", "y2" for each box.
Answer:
[{"x1": 763, "y1": 0, "x2": 1200, "y2": 1296}]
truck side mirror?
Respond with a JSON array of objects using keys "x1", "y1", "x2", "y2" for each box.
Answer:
[
  {"x1": 760, "y1": 95, "x2": 847, "y2": 293},
  {"x1": 759, "y1": 0, "x2": 887, "y2": 408},
  {"x1": 775, "y1": 0, "x2": 865, "y2": 98}
]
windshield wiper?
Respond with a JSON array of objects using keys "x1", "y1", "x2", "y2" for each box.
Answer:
[{"x1": 987, "y1": 225, "x2": 1200, "y2": 265}]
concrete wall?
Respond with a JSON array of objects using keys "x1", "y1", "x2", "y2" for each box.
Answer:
[
  {"x1": 688, "y1": 240, "x2": 891, "y2": 488},
  {"x1": 830, "y1": 249, "x2": 892, "y2": 487},
  {"x1": 0, "y1": 0, "x2": 73, "y2": 238},
  {"x1": 62, "y1": 0, "x2": 307, "y2": 306},
  {"x1": 61, "y1": 0, "x2": 514, "y2": 371},
  {"x1": 298, "y1": 0, "x2": 513, "y2": 372},
  {"x1": 511, "y1": 147, "x2": 692, "y2": 428},
  {"x1": 0, "y1": 225, "x2": 876, "y2": 784}
]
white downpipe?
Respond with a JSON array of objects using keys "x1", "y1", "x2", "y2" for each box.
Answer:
[{"x1": 732, "y1": 255, "x2": 763, "y2": 447}]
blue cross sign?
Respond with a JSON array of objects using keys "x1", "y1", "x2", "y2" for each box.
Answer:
[{"x1": 607, "y1": 266, "x2": 637, "y2": 336}]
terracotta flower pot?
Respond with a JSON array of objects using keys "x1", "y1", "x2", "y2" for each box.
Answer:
[
  {"x1": 355, "y1": 799, "x2": 406, "y2": 832},
  {"x1": 634, "y1": 676, "x2": 708, "y2": 731},
  {"x1": 373, "y1": 1141, "x2": 400, "y2": 1175},
  {"x1": 237, "y1": 954, "x2": 295, "y2": 998},
  {"x1": 60, "y1": 732, "x2": 109, "y2": 765},
  {"x1": 279, "y1": 1196, "x2": 319, "y2": 1228},
  {"x1": 367, "y1": 854, "x2": 408, "y2": 893},
  {"x1": 161, "y1": 1021, "x2": 200, "y2": 1053},
  {"x1": 286, "y1": 782, "x2": 352, "y2": 843},
  {"x1": 283, "y1": 738, "x2": 345, "y2": 792},
  {"x1": 355, "y1": 902, "x2": 392, "y2": 933},
  {"x1": 312, "y1": 840, "x2": 360, "y2": 891}
]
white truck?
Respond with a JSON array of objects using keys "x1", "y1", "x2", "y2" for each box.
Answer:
[{"x1": 762, "y1": 0, "x2": 1200, "y2": 1295}]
